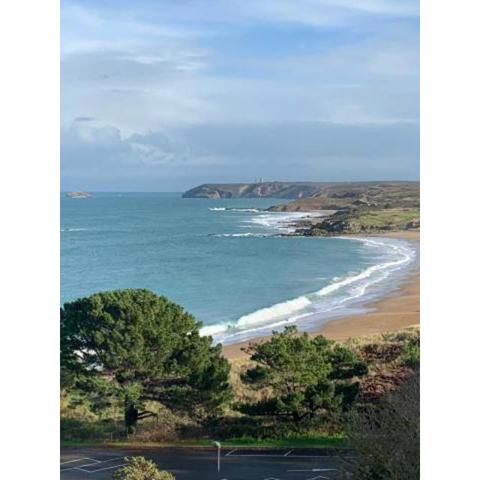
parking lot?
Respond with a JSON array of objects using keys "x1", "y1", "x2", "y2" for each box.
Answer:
[{"x1": 61, "y1": 447, "x2": 349, "y2": 479}]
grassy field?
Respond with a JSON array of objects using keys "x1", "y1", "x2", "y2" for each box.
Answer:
[
  {"x1": 348, "y1": 207, "x2": 420, "y2": 230},
  {"x1": 269, "y1": 182, "x2": 420, "y2": 212},
  {"x1": 302, "y1": 206, "x2": 420, "y2": 235}
]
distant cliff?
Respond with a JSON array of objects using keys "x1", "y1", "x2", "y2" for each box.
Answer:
[
  {"x1": 267, "y1": 181, "x2": 420, "y2": 211},
  {"x1": 182, "y1": 182, "x2": 329, "y2": 199}
]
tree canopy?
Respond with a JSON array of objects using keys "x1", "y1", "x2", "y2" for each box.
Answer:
[
  {"x1": 60, "y1": 289, "x2": 232, "y2": 431},
  {"x1": 238, "y1": 326, "x2": 367, "y2": 422},
  {"x1": 113, "y1": 457, "x2": 175, "y2": 480}
]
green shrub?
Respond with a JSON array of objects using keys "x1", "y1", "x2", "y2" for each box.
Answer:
[
  {"x1": 238, "y1": 326, "x2": 368, "y2": 422},
  {"x1": 402, "y1": 334, "x2": 420, "y2": 368},
  {"x1": 113, "y1": 457, "x2": 175, "y2": 480}
]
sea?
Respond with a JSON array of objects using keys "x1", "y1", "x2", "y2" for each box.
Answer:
[{"x1": 61, "y1": 192, "x2": 418, "y2": 345}]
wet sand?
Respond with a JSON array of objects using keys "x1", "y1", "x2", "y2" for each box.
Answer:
[{"x1": 223, "y1": 231, "x2": 420, "y2": 360}]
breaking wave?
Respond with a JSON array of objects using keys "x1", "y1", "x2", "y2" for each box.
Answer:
[
  {"x1": 209, "y1": 207, "x2": 261, "y2": 212},
  {"x1": 200, "y1": 237, "x2": 416, "y2": 344},
  {"x1": 61, "y1": 227, "x2": 87, "y2": 232},
  {"x1": 212, "y1": 232, "x2": 272, "y2": 238}
]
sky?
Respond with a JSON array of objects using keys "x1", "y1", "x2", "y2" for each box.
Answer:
[{"x1": 61, "y1": 0, "x2": 419, "y2": 191}]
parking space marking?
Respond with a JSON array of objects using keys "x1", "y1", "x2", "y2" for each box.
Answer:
[
  {"x1": 227, "y1": 453, "x2": 288, "y2": 457},
  {"x1": 60, "y1": 457, "x2": 100, "y2": 467},
  {"x1": 288, "y1": 455, "x2": 337, "y2": 458},
  {"x1": 288, "y1": 468, "x2": 339, "y2": 472},
  {"x1": 223, "y1": 448, "x2": 346, "y2": 459},
  {"x1": 61, "y1": 457, "x2": 100, "y2": 465},
  {"x1": 61, "y1": 458, "x2": 106, "y2": 472},
  {"x1": 77, "y1": 462, "x2": 127, "y2": 474},
  {"x1": 61, "y1": 456, "x2": 126, "y2": 474},
  {"x1": 224, "y1": 449, "x2": 290, "y2": 457}
]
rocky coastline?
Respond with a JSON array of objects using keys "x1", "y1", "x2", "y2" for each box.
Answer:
[{"x1": 184, "y1": 180, "x2": 420, "y2": 237}]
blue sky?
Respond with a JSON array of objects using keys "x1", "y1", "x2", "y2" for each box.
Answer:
[{"x1": 61, "y1": 0, "x2": 419, "y2": 191}]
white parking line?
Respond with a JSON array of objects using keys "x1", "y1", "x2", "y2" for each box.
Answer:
[
  {"x1": 225, "y1": 453, "x2": 288, "y2": 457},
  {"x1": 60, "y1": 457, "x2": 100, "y2": 465},
  {"x1": 288, "y1": 468, "x2": 339, "y2": 472},
  {"x1": 61, "y1": 459, "x2": 105, "y2": 472},
  {"x1": 287, "y1": 455, "x2": 337, "y2": 458},
  {"x1": 77, "y1": 463, "x2": 127, "y2": 474},
  {"x1": 222, "y1": 449, "x2": 340, "y2": 458},
  {"x1": 61, "y1": 456, "x2": 126, "y2": 474}
]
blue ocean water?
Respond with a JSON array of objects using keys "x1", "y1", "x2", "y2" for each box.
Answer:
[{"x1": 61, "y1": 193, "x2": 417, "y2": 344}]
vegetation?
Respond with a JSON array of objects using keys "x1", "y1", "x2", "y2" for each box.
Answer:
[
  {"x1": 302, "y1": 207, "x2": 419, "y2": 236},
  {"x1": 60, "y1": 290, "x2": 419, "y2": 476},
  {"x1": 61, "y1": 289, "x2": 232, "y2": 433},
  {"x1": 343, "y1": 372, "x2": 420, "y2": 479},
  {"x1": 113, "y1": 456, "x2": 175, "y2": 480},
  {"x1": 269, "y1": 181, "x2": 420, "y2": 212},
  {"x1": 263, "y1": 181, "x2": 421, "y2": 235},
  {"x1": 336, "y1": 329, "x2": 421, "y2": 479},
  {"x1": 237, "y1": 327, "x2": 368, "y2": 422},
  {"x1": 402, "y1": 333, "x2": 420, "y2": 368}
]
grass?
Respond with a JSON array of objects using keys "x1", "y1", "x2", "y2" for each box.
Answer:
[
  {"x1": 192, "y1": 433, "x2": 347, "y2": 448},
  {"x1": 350, "y1": 207, "x2": 419, "y2": 230},
  {"x1": 62, "y1": 433, "x2": 347, "y2": 449}
]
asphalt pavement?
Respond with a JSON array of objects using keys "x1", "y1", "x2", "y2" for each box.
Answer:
[{"x1": 60, "y1": 446, "x2": 350, "y2": 480}]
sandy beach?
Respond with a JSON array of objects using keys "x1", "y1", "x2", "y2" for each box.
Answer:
[{"x1": 223, "y1": 230, "x2": 420, "y2": 360}]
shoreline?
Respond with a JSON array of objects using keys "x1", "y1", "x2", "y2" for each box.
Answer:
[{"x1": 223, "y1": 230, "x2": 420, "y2": 360}]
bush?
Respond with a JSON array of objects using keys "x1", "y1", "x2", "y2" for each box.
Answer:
[
  {"x1": 113, "y1": 457, "x2": 175, "y2": 480},
  {"x1": 238, "y1": 326, "x2": 368, "y2": 422},
  {"x1": 344, "y1": 372, "x2": 419, "y2": 479},
  {"x1": 402, "y1": 334, "x2": 420, "y2": 368}
]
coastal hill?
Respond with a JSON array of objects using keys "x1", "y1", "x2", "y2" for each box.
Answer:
[
  {"x1": 183, "y1": 181, "x2": 420, "y2": 235},
  {"x1": 280, "y1": 181, "x2": 420, "y2": 235},
  {"x1": 267, "y1": 181, "x2": 419, "y2": 211},
  {"x1": 182, "y1": 181, "x2": 332, "y2": 199},
  {"x1": 182, "y1": 181, "x2": 418, "y2": 203}
]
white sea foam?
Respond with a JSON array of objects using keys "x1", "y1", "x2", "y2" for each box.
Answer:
[
  {"x1": 203, "y1": 206, "x2": 416, "y2": 344},
  {"x1": 214, "y1": 232, "x2": 270, "y2": 238},
  {"x1": 61, "y1": 227, "x2": 87, "y2": 232},
  {"x1": 248, "y1": 212, "x2": 309, "y2": 232},
  {"x1": 200, "y1": 323, "x2": 231, "y2": 337},
  {"x1": 209, "y1": 207, "x2": 261, "y2": 212},
  {"x1": 236, "y1": 296, "x2": 312, "y2": 328},
  {"x1": 314, "y1": 238, "x2": 414, "y2": 298},
  {"x1": 203, "y1": 236, "x2": 416, "y2": 344},
  {"x1": 230, "y1": 208, "x2": 261, "y2": 212}
]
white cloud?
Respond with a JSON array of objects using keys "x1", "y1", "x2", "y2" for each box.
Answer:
[
  {"x1": 61, "y1": 120, "x2": 419, "y2": 191},
  {"x1": 61, "y1": 0, "x2": 419, "y2": 188}
]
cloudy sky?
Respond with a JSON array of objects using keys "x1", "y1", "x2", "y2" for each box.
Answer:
[{"x1": 61, "y1": 0, "x2": 419, "y2": 191}]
